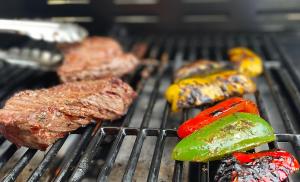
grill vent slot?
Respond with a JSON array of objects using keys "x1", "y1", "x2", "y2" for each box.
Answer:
[
  {"x1": 47, "y1": 0, "x2": 90, "y2": 5},
  {"x1": 115, "y1": 15, "x2": 158, "y2": 23},
  {"x1": 50, "y1": 16, "x2": 93, "y2": 22},
  {"x1": 182, "y1": 0, "x2": 229, "y2": 3},
  {"x1": 183, "y1": 14, "x2": 228, "y2": 23},
  {"x1": 114, "y1": 0, "x2": 158, "y2": 5}
]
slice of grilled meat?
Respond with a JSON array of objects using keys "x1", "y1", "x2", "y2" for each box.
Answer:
[
  {"x1": 0, "y1": 77, "x2": 136, "y2": 150},
  {"x1": 58, "y1": 53, "x2": 139, "y2": 82},
  {"x1": 57, "y1": 36, "x2": 139, "y2": 82},
  {"x1": 174, "y1": 60, "x2": 234, "y2": 82},
  {"x1": 165, "y1": 71, "x2": 256, "y2": 111},
  {"x1": 58, "y1": 36, "x2": 123, "y2": 56}
]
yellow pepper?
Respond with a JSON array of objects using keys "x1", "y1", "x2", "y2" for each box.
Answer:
[
  {"x1": 228, "y1": 47, "x2": 263, "y2": 77},
  {"x1": 165, "y1": 71, "x2": 256, "y2": 112}
]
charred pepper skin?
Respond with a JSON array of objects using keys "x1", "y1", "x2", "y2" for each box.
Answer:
[
  {"x1": 228, "y1": 47, "x2": 263, "y2": 77},
  {"x1": 177, "y1": 97, "x2": 259, "y2": 138},
  {"x1": 174, "y1": 60, "x2": 234, "y2": 82},
  {"x1": 165, "y1": 71, "x2": 256, "y2": 112},
  {"x1": 215, "y1": 150, "x2": 300, "y2": 182},
  {"x1": 172, "y1": 113, "x2": 275, "y2": 162}
]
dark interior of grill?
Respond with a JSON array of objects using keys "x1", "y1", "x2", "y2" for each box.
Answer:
[{"x1": 1, "y1": 1, "x2": 300, "y2": 182}]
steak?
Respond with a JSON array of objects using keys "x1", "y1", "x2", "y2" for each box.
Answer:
[
  {"x1": 58, "y1": 36, "x2": 123, "y2": 57},
  {"x1": 0, "y1": 77, "x2": 136, "y2": 150},
  {"x1": 57, "y1": 36, "x2": 139, "y2": 82}
]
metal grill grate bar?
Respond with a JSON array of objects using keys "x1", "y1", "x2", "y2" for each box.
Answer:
[
  {"x1": 96, "y1": 76, "x2": 150, "y2": 181},
  {"x1": 2, "y1": 149, "x2": 37, "y2": 182},
  {"x1": 147, "y1": 104, "x2": 169, "y2": 182},
  {"x1": 271, "y1": 35, "x2": 300, "y2": 87},
  {"x1": 265, "y1": 69, "x2": 298, "y2": 133},
  {"x1": 0, "y1": 145, "x2": 18, "y2": 169},
  {"x1": 277, "y1": 70, "x2": 300, "y2": 114},
  {"x1": 121, "y1": 39, "x2": 170, "y2": 182},
  {"x1": 68, "y1": 37, "x2": 156, "y2": 182},
  {"x1": 27, "y1": 138, "x2": 67, "y2": 182},
  {"x1": 68, "y1": 124, "x2": 105, "y2": 182},
  {"x1": 96, "y1": 68, "x2": 154, "y2": 181},
  {"x1": 147, "y1": 38, "x2": 186, "y2": 182},
  {"x1": 0, "y1": 137, "x2": 6, "y2": 146},
  {"x1": 53, "y1": 125, "x2": 94, "y2": 182}
]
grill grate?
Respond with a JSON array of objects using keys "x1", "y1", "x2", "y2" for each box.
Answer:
[{"x1": 0, "y1": 33, "x2": 300, "y2": 181}]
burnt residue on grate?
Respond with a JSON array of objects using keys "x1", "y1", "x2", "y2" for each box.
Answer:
[{"x1": 0, "y1": 33, "x2": 300, "y2": 182}]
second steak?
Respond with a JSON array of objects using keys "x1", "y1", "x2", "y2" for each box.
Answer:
[{"x1": 57, "y1": 36, "x2": 139, "y2": 82}]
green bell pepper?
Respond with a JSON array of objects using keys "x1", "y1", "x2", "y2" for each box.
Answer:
[{"x1": 172, "y1": 112, "x2": 275, "y2": 162}]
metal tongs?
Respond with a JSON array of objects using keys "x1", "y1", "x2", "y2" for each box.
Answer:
[
  {"x1": 0, "y1": 19, "x2": 88, "y2": 69},
  {"x1": 0, "y1": 47, "x2": 62, "y2": 70},
  {"x1": 0, "y1": 19, "x2": 88, "y2": 43}
]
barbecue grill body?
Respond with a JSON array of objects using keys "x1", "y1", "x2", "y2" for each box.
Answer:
[
  {"x1": 0, "y1": 1, "x2": 300, "y2": 182},
  {"x1": 1, "y1": 0, "x2": 300, "y2": 33}
]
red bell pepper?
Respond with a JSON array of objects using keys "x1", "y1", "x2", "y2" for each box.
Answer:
[
  {"x1": 215, "y1": 150, "x2": 300, "y2": 182},
  {"x1": 177, "y1": 97, "x2": 259, "y2": 138},
  {"x1": 233, "y1": 150, "x2": 300, "y2": 167}
]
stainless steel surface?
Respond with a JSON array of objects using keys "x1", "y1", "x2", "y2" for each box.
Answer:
[
  {"x1": 0, "y1": 19, "x2": 88, "y2": 43},
  {"x1": 0, "y1": 47, "x2": 62, "y2": 70}
]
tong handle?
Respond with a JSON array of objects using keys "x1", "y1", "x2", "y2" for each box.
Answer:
[{"x1": 0, "y1": 19, "x2": 88, "y2": 43}]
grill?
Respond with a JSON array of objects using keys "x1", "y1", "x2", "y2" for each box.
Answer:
[{"x1": 0, "y1": 32, "x2": 300, "y2": 182}]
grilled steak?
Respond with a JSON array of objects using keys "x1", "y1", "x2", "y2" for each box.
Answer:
[
  {"x1": 58, "y1": 36, "x2": 123, "y2": 56},
  {"x1": 58, "y1": 53, "x2": 139, "y2": 82},
  {"x1": 0, "y1": 77, "x2": 136, "y2": 150},
  {"x1": 57, "y1": 36, "x2": 139, "y2": 82}
]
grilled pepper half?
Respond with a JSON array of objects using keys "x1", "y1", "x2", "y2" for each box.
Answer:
[
  {"x1": 215, "y1": 150, "x2": 300, "y2": 182},
  {"x1": 177, "y1": 97, "x2": 259, "y2": 138},
  {"x1": 172, "y1": 112, "x2": 275, "y2": 162},
  {"x1": 228, "y1": 47, "x2": 263, "y2": 77},
  {"x1": 174, "y1": 60, "x2": 234, "y2": 82},
  {"x1": 165, "y1": 71, "x2": 256, "y2": 112}
]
